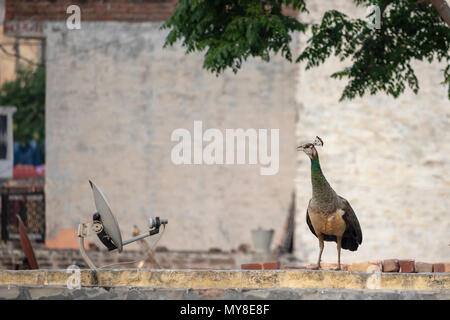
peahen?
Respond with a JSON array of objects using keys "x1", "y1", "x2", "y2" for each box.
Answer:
[{"x1": 297, "y1": 136, "x2": 362, "y2": 270}]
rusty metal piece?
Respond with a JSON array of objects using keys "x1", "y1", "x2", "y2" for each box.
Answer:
[{"x1": 17, "y1": 214, "x2": 39, "y2": 269}]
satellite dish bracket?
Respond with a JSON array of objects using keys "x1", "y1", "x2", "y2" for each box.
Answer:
[
  {"x1": 77, "y1": 222, "x2": 98, "y2": 269},
  {"x1": 77, "y1": 180, "x2": 168, "y2": 269},
  {"x1": 92, "y1": 212, "x2": 167, "y2": 251},
  {"x1": 93, "y1": 212, "x2": 118, "y2": 251},
  {"x1": 77, "y1": 217, "x2": 167, "y2": 269}
]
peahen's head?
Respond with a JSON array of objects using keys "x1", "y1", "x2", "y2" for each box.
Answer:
[{"x1": 297, "y1": 136, "x2": 323, "y2": 161}]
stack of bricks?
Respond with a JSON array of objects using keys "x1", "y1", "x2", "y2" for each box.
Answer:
[
  {"x1": 4, "y1": 0, "x2": 299, "y2": 23},
  {"x1": 4, "y1": 0, "x2": 178, "y2": 22},
  {"x1": 242, "y1": 260, "x2": 450, "y2": 273}
]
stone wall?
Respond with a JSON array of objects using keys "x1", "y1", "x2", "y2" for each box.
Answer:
[
  {"x1": 44, "y1": 21, "x2": 298, "y2": 251},
  {"x1": 294, "y1": 1, "x2": 450, "y2": 263},
  {"x1": 1, "y1": 268, "x2": 449, "y2": 291},
  {"x1": 2, "y1": 286, "x2": 449, "y2": 300},
  {"x1": 0, "y1": 245, "x2": 293, "y2": 270}
]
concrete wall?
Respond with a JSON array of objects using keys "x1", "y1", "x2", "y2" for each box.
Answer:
[
  {"x1": 44, "y1": 22, "x2": 298, "y2": 251},
  {"x1": 1, "y1": 269, "x2": 449, "y2": 291},
  {"x1": 43, "y1": 1, "x2": 449, "y2": 263},
  {"x1": 2, "y1": 286, "x2": 449, "y2": 300},
  {"x1": 294, "y1": 1, "x2": 450, "y2": 263},
  {"x1": 0, "y1": 245, "x2": 288, "y2": 270}
]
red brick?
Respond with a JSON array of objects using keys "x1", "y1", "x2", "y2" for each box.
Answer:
[
  {"x1": 341, "y1": 264, "x2": 350, "y2": 271},
  {"x1": 433, "y1": 263, "x2": 444, "y2": 272},
  {"x1": 433, "y1": 263, "x2": 450, "y2": 273},
  {"x1": 262, "y1": 261, "x2": 280, "y2": 270},
  {"x1": 241, "y1": 263, "x2": 262, "y2": 270},
  {"x1": 382, "y1": 259, "x2": 399, "y2": 272},
  {"x1": 304, "y1": 263, "x2": 349, "y2": 270},
  {"x1": 320, "y1": 263, "x2": 338, "y2": 270},
  {"x1": 399, "y1": 260, "x2": 415, "y2": 273},
  {"x1": 280, "y1": 266, "x2": 307, "y2": 270},
  {"x1": 4, "y1": 0, "x2": 178, "y2": 22},
  {"x1": 347, "y1": 261, "x2": 382, "y2": 273},
  {"x1": 4, "y1": 12, "x2": 14, "y2": 20},
  {"x1": 415, "y1": 262, "x2": 433, "y2": 273}
]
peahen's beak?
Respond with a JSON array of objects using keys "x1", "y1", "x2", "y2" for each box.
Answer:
[{"x1": 297, "y1": 144, "x2": 306, "y2": 151}]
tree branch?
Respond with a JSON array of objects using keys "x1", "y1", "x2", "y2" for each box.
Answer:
[
  {"x1": 432, "y1": 0, "x2": 450, "y2": 26},
  {"x1": 0, "y1": 44, "x2": 40, "y2": 66},
  {"x1": 418, "y1": 0, "x2": 450, "y2": 27}
]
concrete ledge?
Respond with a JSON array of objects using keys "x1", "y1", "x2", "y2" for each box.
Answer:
[
  {"x1": 0, "y1": 269, "x2": 449, "y2": 291},
  {"x1": 2, "y1": 286, "x2": 449, "y2": 300}
]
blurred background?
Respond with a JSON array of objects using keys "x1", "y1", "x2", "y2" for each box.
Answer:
[{"x1": 0, "y1": 0, "x2": 448, "y2": 270}]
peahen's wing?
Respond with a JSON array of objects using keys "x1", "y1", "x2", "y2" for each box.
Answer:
[
  {"x1": 306, "y1": 208, "x2": 317, "y2": 237},
  {"x1": 339, "y1": 196, "x2": 363, "y2": 245},
  {"x1": 306, "y1": 199, "x2": 337, "y2": 242}
]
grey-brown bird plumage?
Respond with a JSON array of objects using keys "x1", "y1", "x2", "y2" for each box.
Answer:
[
  {"x1": 298, "y1": 137, "x2": 362, "y2": 270},
  {"x1": 306, "y1": 196, "x2": 362, "y2": 251}
]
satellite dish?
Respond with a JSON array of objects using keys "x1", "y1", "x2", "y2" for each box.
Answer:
[
  {"x1": 77, "y1": 180, "x2": 168, "y2": 269},
  {"x1": 89, "y1": 180, "x2": 123, "y2": 252}
]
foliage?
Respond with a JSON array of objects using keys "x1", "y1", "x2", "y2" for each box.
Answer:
[
  {"x1": 163, "y1": 0, "x2": 309, "y2": 73},
  {"x1": 0, "y1": 66, "x2": 45, "y2": 159},
  {"x1": 163, "y1": 0, "x2": 450, "y2": 100}
]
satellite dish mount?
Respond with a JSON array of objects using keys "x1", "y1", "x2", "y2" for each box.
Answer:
[{"x1": 77, "y1": 180, "x2": 168, "y2": 269}]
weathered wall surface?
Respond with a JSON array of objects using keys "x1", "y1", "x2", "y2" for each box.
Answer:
[
  {"x1": 1, "y1": 269, "x2": 449, "y2": 292},
  {"x1": 0, "y1": 245, "x2": 288, "y2": 270},
  {"x1": 294, "y1": 1, "x2": 450, "y2": 263},
  {"x1": 2, "y1": 286, "x2": 449, "y2": 300},
  {"x1": 40, "y1": 1, "x2": 449, "y2": 262},
  {"x1": 45, "y1": 22, "x2": 298, "y2": 251}
]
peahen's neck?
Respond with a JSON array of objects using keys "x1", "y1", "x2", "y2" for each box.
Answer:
[{"x1": 310, "y1": 156, "x2": 337, "y2": 206}]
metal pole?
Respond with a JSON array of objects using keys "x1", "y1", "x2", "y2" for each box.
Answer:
[
  {"x1": 121, "y1": 231, "x2": 151, "y2": 247},
  {"x1": 78, "y1": 236, "x2": 97, "y2": 269}
]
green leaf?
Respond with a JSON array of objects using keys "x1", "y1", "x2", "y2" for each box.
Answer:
[
  {"x1": 0, "y1": 65, "x2": 45, "y2": 162},
  {"x1": 163, "y1": 0, "x2": 450, "y2": 100}
]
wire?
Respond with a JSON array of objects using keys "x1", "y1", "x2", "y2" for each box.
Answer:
[
  {"x1": 0, "y1": 44, "x2": 41, "y2": 66},
  {"x1": 150, "y1": 224, "x2": 166, "y2": 252},
  {"x1": 98, "y1": 258, "x2": 143, "y2": 269},
  {"x1": 98, "y1": 225, "x2": 166, "y2": 269}
]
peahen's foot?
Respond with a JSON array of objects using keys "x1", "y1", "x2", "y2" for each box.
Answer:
[
  {"x1": 334, "y1": 266, "x2": 341, "y2": 271},
  {"x1": 310, "y1": 264, "x2": 321, "y2": 270}
]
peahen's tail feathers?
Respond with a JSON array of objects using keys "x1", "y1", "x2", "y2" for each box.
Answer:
[{"x1": 341, "y1": 236, "x2": 359, "y2": 251}]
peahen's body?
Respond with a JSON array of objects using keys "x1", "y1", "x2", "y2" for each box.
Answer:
[{"x1": 298, "y1": 137, "x2": 362, "y2": 270}]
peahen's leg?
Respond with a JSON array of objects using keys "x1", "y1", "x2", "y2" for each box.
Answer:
[
  {"x1": 335, "y1": 236, "x2": 342, "y2": 271},
  {"x1": 312, "y1": 234, "x2": 324, "y2": 270}
]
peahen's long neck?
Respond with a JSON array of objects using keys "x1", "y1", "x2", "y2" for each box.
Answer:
[{"x1": 310, "y1": 156, "x2": 337, "y2": 208}]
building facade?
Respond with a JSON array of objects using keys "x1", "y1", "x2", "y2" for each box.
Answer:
[{"x1": 3, "y1": 0, "x2": 449, "y2": 262}]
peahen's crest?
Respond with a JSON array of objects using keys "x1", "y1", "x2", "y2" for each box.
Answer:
[{"x1": 313, "y1": 136, "x2": 323, "y2": 147}]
